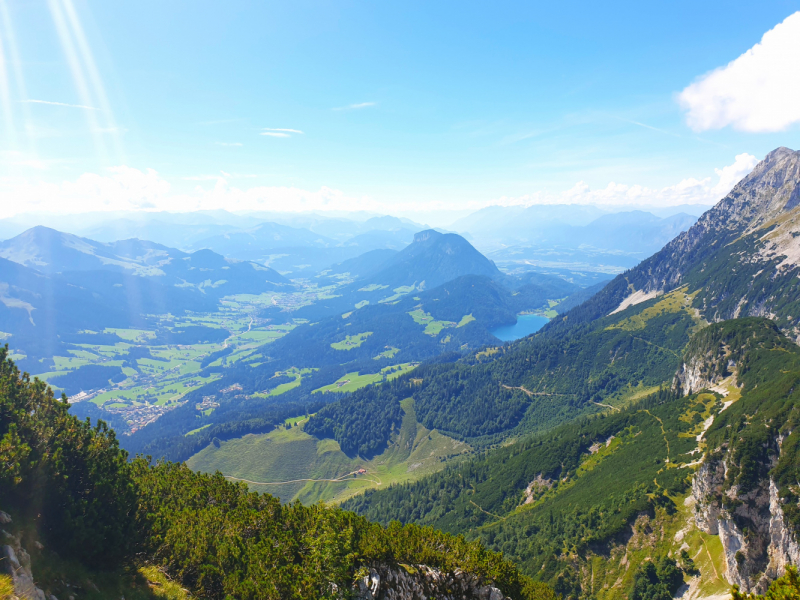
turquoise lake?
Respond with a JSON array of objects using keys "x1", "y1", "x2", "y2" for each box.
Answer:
[{"x1": 490, "y1": 314, "x2": 549, "y2": 342}]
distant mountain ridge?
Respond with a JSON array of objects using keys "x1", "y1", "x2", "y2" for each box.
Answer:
[
  {"x1": 0, "y1": 226, "x2": 292, "y2": 370},
  {"x1": 294, "y1": 229, "x2": 506, "y2": 321},
  {"x1": 0, "y1": 225, "x2": 290, "y2": 298},
  {"x1": 552, "y1": 146, "x2": 800, "y2": 331},
  {"x1": 376, "y1": 229, "x2": 502, "y2": 290}
]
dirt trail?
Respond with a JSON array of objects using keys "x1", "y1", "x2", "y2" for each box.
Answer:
[
  {"x1": 469, "y1": 500, "x2": 507, "y2": 522},
  {"x1": 591, "y1": 401, "x2": 620, "y2": 412},
  {"x1": 640, "y1": 409, "x2": 670, "y2": 463},
  {"x1": 500, "y1": 384, "x2": 573, "y2": 397},
  {"x1": 632, "y1": 336, "x2": 680, "y2": 358},
  {"x1": 224, "y1": 468, "x2": 382, "y2": 487}
]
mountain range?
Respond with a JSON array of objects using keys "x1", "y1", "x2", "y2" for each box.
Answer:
[
  {"x1": 0, "y1": 226, "x2": 290, "y2": 370},
  {"x1": 318, "y1": 147, "x2": 800, "y2": 598},
  {"x1": 7, "y1": 148, "x2": 800, "y2": 600},
  {"x1": 139, "y1": 146, "x2": 800, "y2": 598}
]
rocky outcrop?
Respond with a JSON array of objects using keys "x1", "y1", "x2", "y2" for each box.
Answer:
[
  {"x1": 761, "y1": 480, "x2": 800, "y2": 589},
  {"x1": 692, "y1": 457, "x2": 800, "y2": 594},
  {"x1": 353, "y1": 564, "x2": 506, "y2": 600},
  {"x1": 692, "y1": 460, "x2": 725, "y2": 534},
  {"x1": 0, "y1": 510, "x2": 53, "y2": 600},
  {"x1": 523, "y1": 474, "x2": 554, "y2": 505}
]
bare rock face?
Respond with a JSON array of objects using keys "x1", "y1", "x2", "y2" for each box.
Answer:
[
  {"x1": 692, "y1": 457, "x2": 800, "y2": 594},
  {"x1": 353, "y1": 564, "x2": 506, "y2": 600},
  {"x1": 692, "y1": 460, "x2": 725, "y2": 535},
  {"x1": 1, "y1": 541, "x2": 47, "y2": 600},
  {"x1": 675, "y1": 358, "x2": 718, "y2": 396},
  {"x1": 0, "y1": 509, "x2": 51, "y2": 600},
  {"x1": 761, "y1": 480, "x2": 800, "y2": 590}
]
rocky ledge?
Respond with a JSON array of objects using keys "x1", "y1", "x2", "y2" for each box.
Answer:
[{"x1": 354, "y1": 563, "x2": 506, "y2": 600}]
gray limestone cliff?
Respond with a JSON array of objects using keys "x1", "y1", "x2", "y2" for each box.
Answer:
[
  {"x1": 353, "y1": 564, "x2": 507, "y2": 600},
  {"x1": 692, "y1": 457, "x2": 800, "y2": 594}
]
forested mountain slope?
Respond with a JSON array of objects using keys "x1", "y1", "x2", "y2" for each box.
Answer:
[
  {"x1": 305, "y1": 283, "x2": 703, "y2": 454},
  {"x1": 0, "y1": 348, "x2": 556, "y2": 600},
  {"x1": 344, "y1": 318, "x2": 800, "y2": 598}
]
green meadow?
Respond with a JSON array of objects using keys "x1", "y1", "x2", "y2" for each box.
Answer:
[{"x1": 187, "y1": 398, "x2": 470, "y2": 505}]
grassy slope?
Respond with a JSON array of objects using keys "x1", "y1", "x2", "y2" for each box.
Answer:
[
  {"x1": 187, "y1": 398, "x2": 469, "y2": 504},
  {"x1": 312, "y1": 363, "x2": 418, "y2": 393}
]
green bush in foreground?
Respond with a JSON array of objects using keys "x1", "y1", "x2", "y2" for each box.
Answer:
[
  {"x1": 732, "y1": 567, "x2": 800, "y2": 599},
  {"x1": 133, "y1": 459, "x2": 556, "y2": 599}
]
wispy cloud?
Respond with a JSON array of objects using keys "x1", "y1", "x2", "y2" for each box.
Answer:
[
  {"x1": 24, "y1": 98, "x2": 97, "y2": 110},
  {"x1": 260, "y1": 127, "x2": 303, "y2": 138},
  {"x1": 216, "y1": 142, "x2": 243, "y2": 147},
  {"x1": 332, "y1": 102, "x2": 376, "y2": 111},
  {"x1": 182, "y1": 174, "x2": 226, "y2": 181},
  {"x1": 609, "y1": 115, "x2": 681, "y2": 138},
  {"x1": 183, "y1": 171, "x2": 259, "y2": 181},
  {"x1": 263, "y1": 128, "x2": 304, "y2": 134}
]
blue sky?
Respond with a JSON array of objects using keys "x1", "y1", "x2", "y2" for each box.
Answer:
[{"x1": 1, "y1": 0, "x2": 799, "y2": 223}]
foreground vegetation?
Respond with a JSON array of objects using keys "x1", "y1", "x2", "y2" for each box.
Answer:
[{"x1": 0, "y1": 346, "x2": 556, "y2": 599}]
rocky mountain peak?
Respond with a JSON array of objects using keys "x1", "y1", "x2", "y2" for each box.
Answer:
[
  {"x1": 709, "y1": 146, "x2": 800, "y2": 236},
  {"x1": 413, "y1": 229, "x2": 442, "y2": 243}
]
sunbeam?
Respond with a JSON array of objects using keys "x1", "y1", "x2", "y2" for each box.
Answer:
[
  {"x1": 0, "y1": 0, "x2": 35, "y2": 152},
  {"x1": 61, "y1": 0, "x2": 123, "y2": 162},
  {"x1": 0, "y1": 24, "x2": 17, "y2": 148},
  {"x1": 47, "y1": 0, "x2": 108, "y2": 161}
]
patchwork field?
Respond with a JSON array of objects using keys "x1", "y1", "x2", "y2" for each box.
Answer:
[{"x1": 35, "y1": 294, "x2": 297, "y2": 432}]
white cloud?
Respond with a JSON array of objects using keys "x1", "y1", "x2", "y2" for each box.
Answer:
[
  {"x1": 486, "y1": 153, "x2": 758, "y2": 209},
  {"x1": 333, "y1": 102, "x2": 376, "y2": 111},
  {"x1": 0, "y1": 166, "x2": 378, "y2": 217},
  {"x1": 678, "y1": 12, "x2": 800, "y2": 132},
  {"x1": 262, "y1": 128, "x2": 304, "y2": 134},
  {"x1": 24, "y1": 99, "x2": 97, "y2": 110},
  {"x1": 260, "y1": 132, "x2": 290, "y2": 138},
  {"x1": 0, "y1": 153, "x2": 759, "y2": 219}
]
